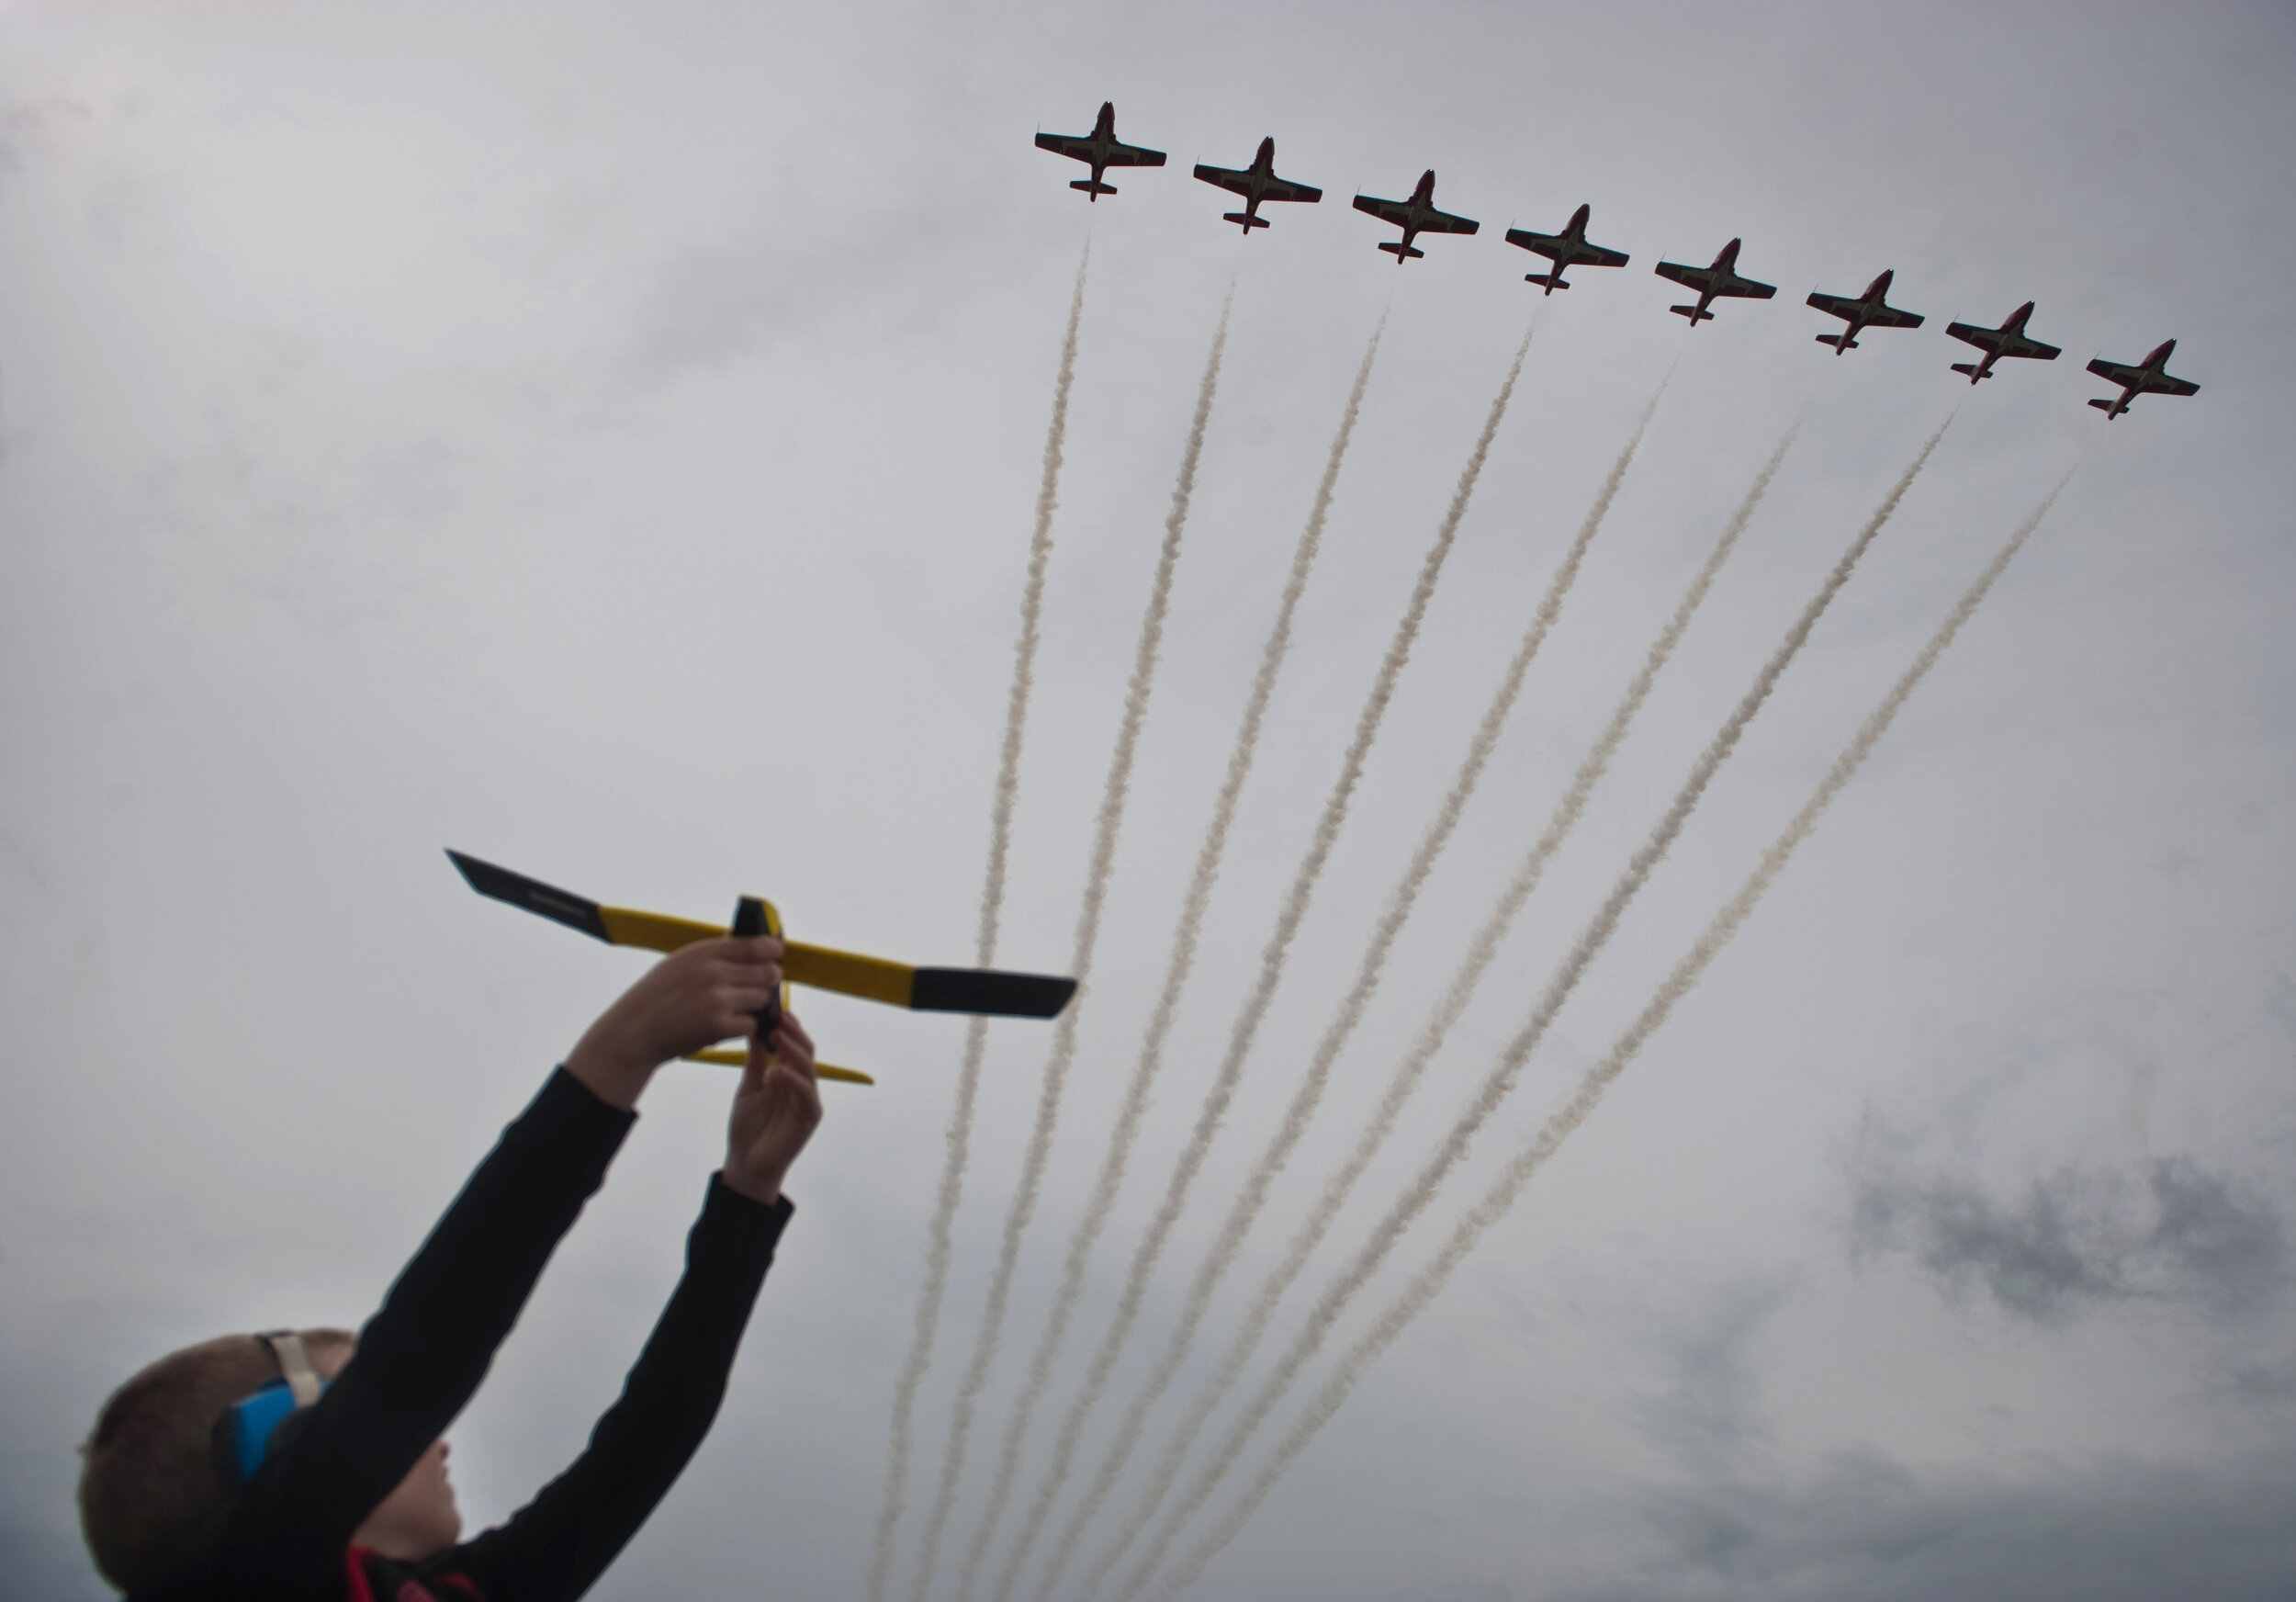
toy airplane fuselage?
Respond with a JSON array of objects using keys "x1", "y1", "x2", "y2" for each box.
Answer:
[{"x1": 448, "y1": 851, "x2": 1078, "y2": 1087}]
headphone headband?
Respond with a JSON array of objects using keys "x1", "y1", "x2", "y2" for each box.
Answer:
[{"x1": 261, "y1": 1331, "x2": 322, "y2": 1407}]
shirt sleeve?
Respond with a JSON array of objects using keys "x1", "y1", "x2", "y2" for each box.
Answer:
[
  {"x1": 439, "y1": 1175, "x2": 793, "y2": 1602},
  {"x1": 137, "y1": 1068, "x2": 634, "y2": 1602}
]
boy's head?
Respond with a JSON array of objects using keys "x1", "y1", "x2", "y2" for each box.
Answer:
[{"x1": 78, "y1": 1327, "x2": 359, "y2": 1591}]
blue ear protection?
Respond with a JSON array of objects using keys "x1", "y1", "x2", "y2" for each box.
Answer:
[{"x1": 212, "y1": 1332, "x2": 328, "y2": 1488}]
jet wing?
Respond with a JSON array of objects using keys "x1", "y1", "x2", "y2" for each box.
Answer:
[
  {"x1": 1035, "y1": 132, "x2": 1166, "y2": 168},
  {"x1": 1353, "y1": 194, "x2": 1412, "y2": 226},
  {"x1": 1808, "y1": 292, "x2": 1924, "y2": 328},
  {"x1": 1194, "y1": 164, "x2": 1320, "y2": 203},
  {"x1": 2088, "y1": 356, "x2": 2195, "y2": 394},
  {"x1": 1100, "y1": 141, "x2": 1166, "y2": 169},
  {"x1": 1422, "y1": 206, "x2": 1480, "y2": 235},
  {"x1": 1506, "y1": 230, "x2": 1628, "y2": 266},
  {"x1": 1949, "y1": 321, "x2": 2057, "y2": 360},
  {"x1": 1657, "y1": 260, "x2": 1773, "y2": 299}
]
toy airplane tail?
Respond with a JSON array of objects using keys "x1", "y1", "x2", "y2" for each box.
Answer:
[
  {"x1": 1224, "y1": 210, "x2": 1269, "y2": 231},
  {"x1": 1525, "y1": 272, "x2": 1569, "y2": 290},
  {"x1": 1072, "y1": 178, "x2": 1118, "y2": 197},
  {"x1": 1378, "y1": 241, "x2": 1424, "y2": 260},
  {"x1": 1670, "y1": 303, "x2": 1714, "y2": 323},
  {"x1": 686, "y1": 1047, "x2": 875, "y2": 1086}
]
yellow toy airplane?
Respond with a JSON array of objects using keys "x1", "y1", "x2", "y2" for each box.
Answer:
[{"x1": 448, "y1": 851, "x2": 1076, "y2": 1088}]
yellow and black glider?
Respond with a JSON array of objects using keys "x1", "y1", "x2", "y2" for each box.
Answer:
[{"x1": 447, "y1": 852, "x2": 1076, "y2": 1087}]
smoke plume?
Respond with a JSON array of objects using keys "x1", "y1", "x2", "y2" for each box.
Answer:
[
  {"x1": 1032, "y1": 381, "x2": 1678, "y2": 1602},
  {"x1": 976, "y1": 322, "x2": 1535, "y2": 1597},
  {"x1": 1075, "y1": 418, "x2": 1796, "y2": 1597},
  {"x1": 1148, "y1": 471, "x2": 2072, "y2": 1601},
  {"x1": 959, "y1": 317, "x2": 1389, "y2": 1600},
  {"x1": 911, "y1": 289, "x2": 1232, "y2": 1602},
  {"x1": 1113, "y1": 418, "x2": 1949, "y2": 1602},
  {"x1": 870, "y1": 243, "x2": 1088, "y2": 1602}
]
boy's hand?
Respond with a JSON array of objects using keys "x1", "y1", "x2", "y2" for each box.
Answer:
[
  {"x1": 564, "y1": 936, "x2": 783, "y2": 1111},
  {"x1": 721, "y1": 1011, "x2": 823, "y2": 1206}
]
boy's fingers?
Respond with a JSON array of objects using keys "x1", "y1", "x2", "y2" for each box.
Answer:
[
  {"x1": 773, "y1": 1010, "x2": 816, "y2": 1058},
  {"x1": 771, "y1": 1032, "x2": 817, "y2": 1086},
  {"x1": 726, "y1": 933, "x2": 783, "y2": 959},
  {"x1": 740, "y1": 1027, "x2": 775, "y2": 1091}
]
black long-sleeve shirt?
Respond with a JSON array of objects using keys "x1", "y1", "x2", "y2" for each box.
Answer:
[{"x1": 135, "y1": 1068, "x2": 792, "y2": 1602}]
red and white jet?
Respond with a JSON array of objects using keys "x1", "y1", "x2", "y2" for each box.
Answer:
[
  {"x1": 1944, "y1": 300, "x2": 2061, "y2": 384},
  {"x1": 2086, "y1": 339, "x2": 2200, "y2": 419},
  {"x1": 1806, "y1": 268, "x2": 1925, "y2": 354},
  {"x1": 1352, "y1": 169, "x2": 1480, "y2": 263},
  {"x1": 1654, "y1": 238, "x2": 1777, "y2": 325},
  {"x1": 1034, "y1": 102, "x2": 1166, "y2": 200},
  {"x1": 1503, "y1": 203, "x2": 1630, "y2": 294},
  {"x1": 1193, "y1": 137, "x2": 1322, "y2": 232}
]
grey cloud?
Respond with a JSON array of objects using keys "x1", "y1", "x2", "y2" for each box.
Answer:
[
  {"x1": 1555, "y1": 1444, "x2": 2296, "y2": 1602},
  {"x1": 2146, "y1": 1157, "x2": 2287, "y2": 1317},
  {"x1": 1636, "y1": 1281, "x2": 1789, "y2": 1473},
  {"x1": 1851, "y1": 1154, "x2": 2285, "y2": 1326}
]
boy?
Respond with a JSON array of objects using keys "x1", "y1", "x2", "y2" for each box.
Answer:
[{"x1": 78, "y1": 929, "x2": 822, "y2": 1600}]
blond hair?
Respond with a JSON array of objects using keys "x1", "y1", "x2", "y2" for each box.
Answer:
[{"x1": 77, "y1": 1327, "x2": 355, "y2": 1593}]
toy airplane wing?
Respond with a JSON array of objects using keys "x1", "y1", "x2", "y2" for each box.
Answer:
[{"x1": 446, "y1": 851, "x2": 1077, "y2": 1020}]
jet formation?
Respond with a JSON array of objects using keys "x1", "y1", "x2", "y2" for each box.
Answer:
[{"x1": 1031, "y1": 102, "x2": 2200, "y2": 418}]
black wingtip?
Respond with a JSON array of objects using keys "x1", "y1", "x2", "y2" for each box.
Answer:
[
  {"x1": 447, "y1": 850, "x2": 612, "y2": 942},
  {"x1": 909, "y1": 968, "x2": 1077, "y2": 1020}
]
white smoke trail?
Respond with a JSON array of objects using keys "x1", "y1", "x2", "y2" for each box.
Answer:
[
  {"x1": 1112, "y1": 418, "x2": 1951, "y2": 1602},
  {"x1": 1150, "y1": 471, "x2": 2074, "y2": 1601},
  {"x1": 871, "y1": 243, "x2": 1089, "y2": 1602},
  {"x1": 1073, "y1": 418, "x2": 1797, "y2": 1599},
  {"x1": 911, "y1": 289, "x2": 1234, "y2": 1602},
  {"x1": 978, "y1": 321, "x2": 1535, "y2": 1597},
  {"x1": 958, "y1": 317, "x2": 1390, "y2": 1600},
  {"x1": 1029, "y1": 382, "x2": 1678, "y2": 1602}
]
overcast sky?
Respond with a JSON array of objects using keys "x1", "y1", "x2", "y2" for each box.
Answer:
[{"x1": 6, "y1": 3, "x2": 2294, "y2": 1598}]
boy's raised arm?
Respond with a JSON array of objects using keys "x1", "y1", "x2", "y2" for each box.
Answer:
[
  {"x1": 160, "y1": 938, "x2": 783, "y2": 1600},
  {"x1": 447, "y1": 1014, "x2": 823, "y2": 1601}
]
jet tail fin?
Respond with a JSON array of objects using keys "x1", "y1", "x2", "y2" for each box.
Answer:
[
  {"x1": 1071, "y1": 178, "x2": 1118, "y2": 197},
  {"x1": 2088, "y1": 398, "x2": 2121, "y2": 415},
  {"x1": 1223, "y1": 210, "x2": 1269, "y2": 231},
  {"x1": 1950, "y1": 362, "x2": 1989, "y2": 379},
  {"x1": 1817, "y1": 333, "x2": 1858, "y2": 350},
  {"x1": 1525, "y1": 273, "x2": 1569, "y2": 289},
  {"x1": 1670, "y1": 304, "x2": 1714, "y2": 323},
  {"x1": 1378, "y1": 241, "x2": 1425, "y2": 260}
]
